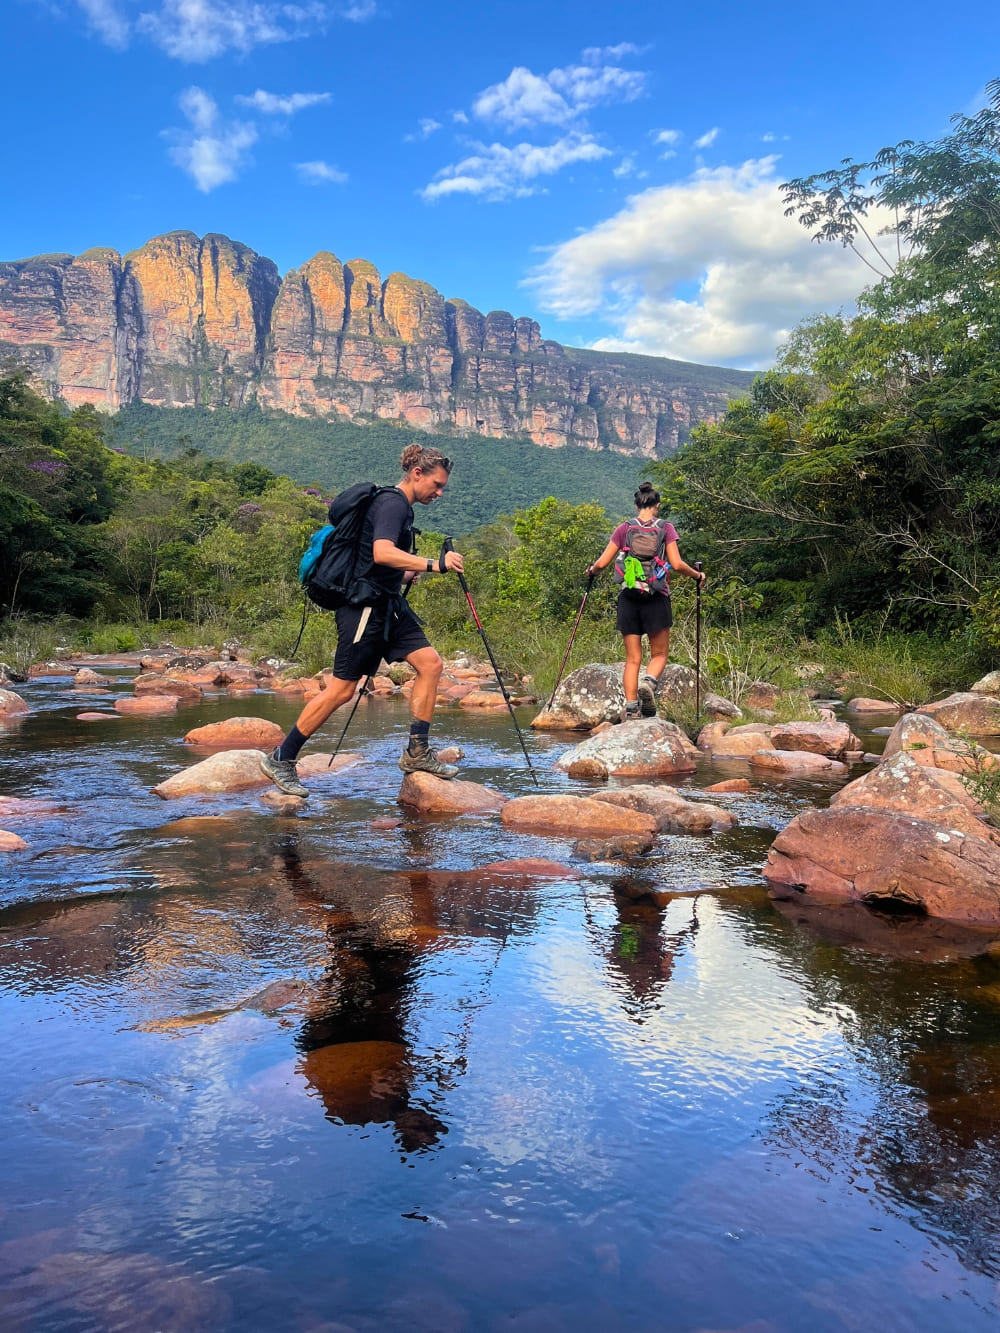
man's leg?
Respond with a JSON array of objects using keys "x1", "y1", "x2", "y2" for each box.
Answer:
[
  {"x1": 398, "y1": 645, "x2": 458, "y2": 779},
  {"x1": 261, "y1": 674, "x2": 360, "y2": 796}
]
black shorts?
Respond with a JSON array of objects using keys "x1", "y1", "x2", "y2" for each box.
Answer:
[
  {"x1": 616, "y1": 589, "x2": 673, "y2": 638},
  {"x1": 333, "y1": 601, "x2": 431, "y2": 681}
]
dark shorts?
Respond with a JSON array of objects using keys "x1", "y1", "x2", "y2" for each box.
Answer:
[
  {"x1": 333, "y1": 601, "x2": 431, "y2": 681},
  {"x1": 616, "y1": 590, "x2": 673, "y2": 638}
]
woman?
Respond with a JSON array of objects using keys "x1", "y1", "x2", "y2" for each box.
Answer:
[{"x1": 587, "y1": 482, "x2": 706, "y2": 720}]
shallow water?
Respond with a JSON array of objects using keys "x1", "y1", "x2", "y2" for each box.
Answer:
[{"x1": 3, "y1": 677, "x2": 1000, "y2": 1331}]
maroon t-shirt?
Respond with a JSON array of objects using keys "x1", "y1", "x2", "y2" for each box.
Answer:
[{"x1": 611, "y1": 519, "x2": 678, "y2": 596}]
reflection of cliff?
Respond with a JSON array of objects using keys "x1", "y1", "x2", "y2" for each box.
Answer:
[
  {"x1": 0, "y1": 231, "x2": 753, "y2": 455},
  {"x1": 738, "y1": 894, "x2": 1000, "y2": 1279}
]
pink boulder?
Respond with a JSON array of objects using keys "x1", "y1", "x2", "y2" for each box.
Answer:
[
  {"x1": 0, "y1": 689, "x2": 30, "y2": 715},
  {"x1": 115, "y1": 696, "x2": 179, "y2": 715},
  {"x1": 830, "y1": 751, "x2": 995, "y2": 844},
  {"x1": 501, "y1": 795, "x2": 658, "y2": 838},
  {"x1": 133, "y1": 675, "x2": 203, "y2": 701},
  {"x1": 847, "y1": 696, "x2": 904, "y2": 714},
  {"x1": 882, "y1": 712, "x2": 995, "y2": 775},
  {"x1": 73, "y1": 667, "x2": 106, "y2": 686},
  {"x1": 917, "y1": 692, "x2": 1000, "y2": 736},
  {"x1": 704, "y1": 778, "x2": 752, "y2": 793},
  {"x1": 397, "y1": 773, "x2": 507, "y2": 815},
  {"x1": 0, "y1": 831, "x2": 29, "y2": 852},
  {"x1": 459, "y1": 690, "x2": 508, "y2": 709},
  {"x1": 750, "y1": 749, "x2": 848, "y2": 776},
  {"x1": 184, "y1": 717, "x2": 286, "y2": 750},
  {"x1": 769, "y1": 720, "x2": 859, "y2": 759},
  {"x1": 153, "y1": 749, "x2": 271, "y2": 799},
  {"x1": 555, "y1": 718, "x2": 698, "y2": 778},
  {"x1": 591, "y1": 786, "x2": 718, "y2": 834},
  {"x1": 708, "y1": 725, "x2": 776, "y2": 759},
  {"x1": 764, "y1": 806, "x2": 1000, "y2": 924},
  {"x1": 76, "y1": 712, "x2": 121, "y2": 721},
  {"x1": 295, "y1": 752, "x2": 364, "y2": 777}
]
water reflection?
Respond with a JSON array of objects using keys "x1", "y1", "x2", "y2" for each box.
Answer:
[
  {"x1": 587, "y1": 874, "x2": 699, "y2": 1021},
  {"x1": 739, "y1": 894, "x2": 1000, "y2": 1281}
]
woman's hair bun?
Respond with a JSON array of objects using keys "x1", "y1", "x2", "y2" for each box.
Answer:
[{"x1": 634, "y1": 482, "x2": 661, "y2": 508}]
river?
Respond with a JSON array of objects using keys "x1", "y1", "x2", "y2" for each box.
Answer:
[{"x1": 2, "y1": 671, "x2": 1000, "y2": 1331}]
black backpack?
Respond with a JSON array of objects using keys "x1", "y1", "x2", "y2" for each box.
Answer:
[{"x1": 304, "y1": 482, "x2": 395, "y2": 610}]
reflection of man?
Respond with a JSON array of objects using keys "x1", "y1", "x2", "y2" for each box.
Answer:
[
  {"x1": 600, "y1": 878, "x2": 699, "y2": 1021},
  {"x1": 274, "y1": 843, "x2": 447, "y2": 1153}
]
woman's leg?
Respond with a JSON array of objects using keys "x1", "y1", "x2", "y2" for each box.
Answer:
[
  {"x1": 622, "y1": 634, "x2": 643, "y2": 704},
  {"x1": 647, "y1": 627, "x2": 671, "y2": 681}
]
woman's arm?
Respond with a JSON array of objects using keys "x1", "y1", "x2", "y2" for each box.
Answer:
[
  {"x1": 665, "y1": 540, "x2": 706, "y2": 584},
  {"x1": 586, "y1": 539, "x2": 620, "y2": 577}
]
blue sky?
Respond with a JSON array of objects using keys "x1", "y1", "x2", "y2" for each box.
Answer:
[{"x1": 4, "y1": 0, "x2": 998, "y2": 367}]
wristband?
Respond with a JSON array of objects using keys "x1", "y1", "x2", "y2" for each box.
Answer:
[{"x1": 426, "y1": 558, "x2": 434, "y2": 573}]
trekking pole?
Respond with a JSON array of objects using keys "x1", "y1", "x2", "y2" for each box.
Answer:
[
  {"x1": 444, "y1": 538, "x2": 540, "y2": 787},
  {"x1": 694, "y1": 562, "x2": 703, "y2": 723},
  {"x1": 546, "y1": 573, "x2": 594, "y2": 712},
  {"x1": 327, "y1": 582, "x2": 413, "y2": 767}
]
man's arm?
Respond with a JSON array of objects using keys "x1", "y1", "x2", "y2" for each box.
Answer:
[{"x1": 372, "y1": 540, "x2": 464, "y2": 574}]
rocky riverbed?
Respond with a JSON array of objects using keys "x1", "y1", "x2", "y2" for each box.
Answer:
[{"x1": 4, "y1": 655, "x2": 1000, "y2": 1330}]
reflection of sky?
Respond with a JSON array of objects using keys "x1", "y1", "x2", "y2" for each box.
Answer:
[{"x1": 460, "y1": 892, "x2": 851, "y2": 1176}]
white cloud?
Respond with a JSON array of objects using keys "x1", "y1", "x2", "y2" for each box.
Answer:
[
  {"x1": 581, "y1": 42, "x2": 643, "y2": 63},
  {"x1": 613, "y1": 156, "x2": 636, "y2": 178},
  {"x1": 762, "y1": 132, "x2": 776, "y2": 143},
  {"x1": 421, "y1": 133, "x2": 611, "y2": 202},
  {"x1": 693, "y1": 126, "x2": 720, "y2": 149},
  {"x1": 452, "y1": 109, "x2": 469, "y2": 125},
  {"x1": 76, "y1": 0, "x2": 130, "y2": 47},
  {"x1": 296, "y1": 160, "x2": 348, "y2": 184},
  {"x1": 525, "y1": 157, "x2": 892, "y2": 368},
  {"x1": 471, "y1": 57, "x2": 646, "y2": 129},
  {"x1": 404, "y1": 117, "x2": 443, "y2": 142},
  {"x1": 340, "y1": 0, "x2": 374, "y2": 17},
  {"x1": 235, "y1": 89, "x2": 330, "y2": 115},
  {"x1": 653, "y1": 128, "x2": 681, "y2": 145},
  {"x1": 135, "y1": 0, "x2": 327, "y2": 61},
  {"x1": 167, "y1": 86, "x2": 257, "y2": 191}
]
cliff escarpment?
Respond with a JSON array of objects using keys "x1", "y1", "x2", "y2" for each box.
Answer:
[{"x1": 0, "y1": 231, "x2": 753, "y2": 457}]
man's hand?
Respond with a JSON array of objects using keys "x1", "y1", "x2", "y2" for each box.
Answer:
[{"x1": 444, "y1": 549, "x2": 464, "y2": 574}]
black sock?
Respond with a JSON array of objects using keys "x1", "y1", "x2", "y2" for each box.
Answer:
[
  {"x1": 408, "y1": 719, "x2": 430, "y2": 752},
  {"x1": 276, "y1": 725, "x2": 308, "y2": 762}
]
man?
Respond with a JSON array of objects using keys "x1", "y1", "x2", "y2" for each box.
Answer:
[{"x1": 261, "y1": 444, "x2": 464, "y2": 798}]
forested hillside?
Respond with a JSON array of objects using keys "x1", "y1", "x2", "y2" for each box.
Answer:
[{"x1": 108, "y1": 404, "x2": 646, "y2": 533}]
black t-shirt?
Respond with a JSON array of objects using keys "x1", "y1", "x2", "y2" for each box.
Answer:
[{"x1": 360, "y1": 488, "x2": 415, "y2": 597}]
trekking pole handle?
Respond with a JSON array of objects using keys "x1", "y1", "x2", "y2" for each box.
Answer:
[{"x1": 438, "y1": 538, "x2": 450, "y2": 573}]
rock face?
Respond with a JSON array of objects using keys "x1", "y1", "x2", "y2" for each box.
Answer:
[{"x1": 0, "y1": 232, "x2": 752, "y2": 455}]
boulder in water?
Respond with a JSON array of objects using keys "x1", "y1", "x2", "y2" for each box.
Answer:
[
  {"x1": 882, "y1": 712, "x2": 996, "y2": 775},
  {"x1": 501, "y1": 794, "x2": 658, "y2": 838},
  {"x1": 917, "y1": 692, "x2": 1000, "y2": 735},
  {"x1": 295, "y1": 752, "x2": 364, "y2": 777},
  {"x1": 591, "y1": 784, "x2": 735, "y2": 834},
  {"x1": 574, "y1": 833, "x2": 656, "y2": 861},
  {"x1": 769, "y1": 720, "x2": 859, "y2": 759},
  {"x1": 398, "y1": 772, "x2": 507, "y2": 814},
  {"x1": 133, "y1": 675, "x2": 203, "y2": 701},
  {"x1": 0, "y1": 830, "x2": 29, "y2": 852},
  {"x1": 846, "y1": 696, "x2": 905, "y2": 713},
  {"x1": 0, "y1": 689, "x2": 30, "y2": 715},
  {"x1": 531, "y1": 663, "x2": 625, "y2": 730},
  {"x1": 153, "y1": 749, "x2": 271, "y2": 799},
  {"x1": 750, "y1": 749, "x2": 848, "y2": 776},
  {"x1": 555, "y1": 718, "x2": 698, "y2": 777},
  {"x1": 115, "y1": 695, "x2": 179, "y2": 715},
  {"x1": 184, "y1": 717, "x2": 286, "y2": 750}
]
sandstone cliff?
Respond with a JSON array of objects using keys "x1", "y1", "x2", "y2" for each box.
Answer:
[{"x1": 0, "y1": 231, "x2": 752, "y2": 456}]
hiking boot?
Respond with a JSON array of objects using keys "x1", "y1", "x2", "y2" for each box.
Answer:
[
  {"x1": 260, "y1": 749, "x2": 309, "y2": 798},
  {"x1": 398, "y1": 745, "x2": 459, "y2": 780},
  {"x1": 621, "y1": 703, "x2": 641, "y2": 725},
  {"x1": 638, "y1": 678, "x2": 657, "y2": 717}
]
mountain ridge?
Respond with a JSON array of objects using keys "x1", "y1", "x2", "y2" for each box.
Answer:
[{"x1": 0, "y1": 230, "x2": 754, "y2": 458}]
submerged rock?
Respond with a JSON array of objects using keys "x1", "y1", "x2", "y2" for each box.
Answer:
[
  {"x1": 260, "y1": 791, "x2": 308, "y2": 815},
  {"x1": 76, "y1": 711, "x2": 121, "y2": 721},
  {"x1": 0, "y1": 830, "x2": 29, "y2": 851},
  {"x1": 153, "y1": 749, "x2": 271, "y2": 799},
  {"x1": 574, "y1": 833, "x2": 656, "y2": 861},
  {"x1": 397, "y1": 772, "x2": 506, "y2": 814},
  {"x1": 184, "y1": 717, "x2": 285, "y2": 749},
  {"x1": 115, "y1": 695, "x2": 178, "y2": 715},
  {"x1": 554, "y1": 718, "x2": 699, "y2": 777},
  {"x1": 295, "y1": 752, "x2": 364, "y2": 777},
  {"x1": 501, "y1": 794, "x2": 658, "y2": 838},
  {"x1": 704, "y1": 778, "x2": 752, "y2": 793},
  {"x1": 531, "y1": 663, "x2": 625, "y2": 731}
]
